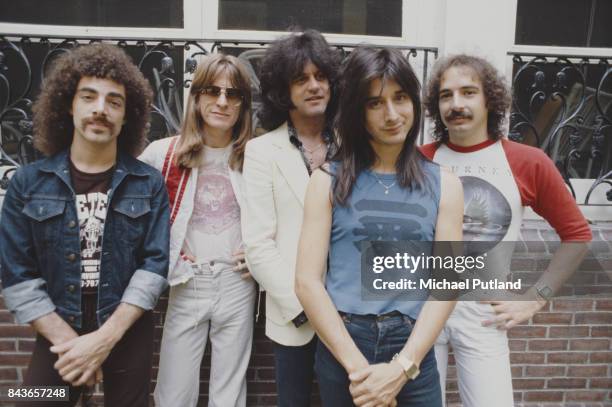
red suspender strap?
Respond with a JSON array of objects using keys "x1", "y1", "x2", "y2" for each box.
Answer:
[{"x1": 161, "y1": 137, "x2": 192, "y2": 225}]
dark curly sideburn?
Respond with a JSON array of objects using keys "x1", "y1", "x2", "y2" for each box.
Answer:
[
  {"x1": 257, "y1": 29, "x2": 341, "y2": 131},
  {"x1": 424, "y1": 54, "x2": 511, "y2": 142},
  {"x1": 32, "y1": 43, "x2": 154, "y2": 157}
]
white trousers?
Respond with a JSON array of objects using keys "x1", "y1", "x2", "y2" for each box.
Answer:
[
  {"x1": 154, "y1": 261, "x2": 256, "y2": 407},
  {"x1": 435, "y1": 301, "x2": 514, "y2": 407}
]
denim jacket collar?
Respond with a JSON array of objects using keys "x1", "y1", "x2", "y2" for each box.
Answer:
[{"x1": 38, "y1": 149, "x2": 149, "y2": 193}]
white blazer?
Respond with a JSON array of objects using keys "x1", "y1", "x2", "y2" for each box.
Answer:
[
  {"x1": 139, "y1": 136, "x2": 246, "y2": 286},
  {"x1": 242, "y1": 122, "x2": 316, "y2": 346}
]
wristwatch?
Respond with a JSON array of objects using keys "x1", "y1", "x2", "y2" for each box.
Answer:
[
  {"x1": 292, "y1": 311, "x2": 308, "y2": 328},
  {"x1": 392, "y1": 353, "x2": 420, "y2": 380},
  {"x1": 535, "y1": 283, "x2": 554, "y2": 303}
]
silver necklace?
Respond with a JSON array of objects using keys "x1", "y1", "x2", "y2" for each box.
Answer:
[{"x1": 372, "y1": 172, "x2": 396, "y2": 195}]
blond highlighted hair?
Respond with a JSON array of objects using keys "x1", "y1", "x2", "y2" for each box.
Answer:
[{"x1": 174, "y1": 53, "x2": 253, "y2": 170}]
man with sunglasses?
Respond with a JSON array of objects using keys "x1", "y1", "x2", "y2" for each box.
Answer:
[
  {"x1": 140, "y1": 53, "x2": 255, "y2": 407},
  {"x1": 242, "y1": 29, "x2": 340, "y2": 406}
]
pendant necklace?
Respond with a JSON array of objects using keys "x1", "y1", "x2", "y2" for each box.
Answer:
[{"x1": 372, "y1": 172, "x2": 396, "y2": 195}]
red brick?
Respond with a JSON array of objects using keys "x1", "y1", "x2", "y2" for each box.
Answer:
[
  {"x1": 508, "y1": 326, "x2": 546, "y2": 338},
  {"x1": 0, "y1": 311, "x2": 14, "y2": 323},
  {"x1": 445, "y1": 380, "x2": 458, "y2": 391},
  {"x1": 590, "y1": 378, "x2": 612, "y2": 389},
  {"x1": 569, "y1": 339, "x2": 610, "y2": 350},
  {"x1": 512, "y1": 378, "x2": 545, "y2": 389},
  {"x1": 567, "y1": 365, "x2": 608, "y2": 377},
  {"x1": 17, "y1": 339, "x2": 35, "y2": 352},
  {"x1": 591, "y1": 326, "x2": 612, "y2": 337},
  {"x1": 0, "y1": 353, "x2": 32, "y2": 365},
  {"x1": 511, "y1": 366, "x2": 523, "y2": 377},
  {"x1": 0, "y1": 325, "x2": 34, "y2": 338},
  {"x1": 546, "y1": 352, "x2": 588, "y2": 364},
  {"x1": 0, "y1": 340, "x2": 16, "y2": 351},
  {"x1": 0, "y1": 368, "x2": 18, "y2": 380},
  {"x1": 595, "y1": 299, "x2": 612, "y2": 310},
  {"x1": 256, "y1": 369, "x2": 275, "y2": 380},
  {"x1": 510, "y1": 352, "x2": 545, "y2": 364},
  {"x1": 524, "y1": 391, "x2": 563, "y2": 402},
  {"x1": 565, "y1": 391, "x2": 606, "y2": 402},
  {"x1": 547, "y1": 378, "x2": 587, "y2": 389},
  {"x1": 446, "y1": 392, "x2": 461, "y2": 404},
  {"x1": 248, "y1": 382, "x2": 279, "y2": 393},
  {"x1": 509, "y1": 339, "x2": 527, "y2": 351},
  {"x1": 549, "y1": 326, "x2": 589, "y2": 337},
  {"x1": 526, "y1": 366, "x2": 565, "y2": 377},
  {"x1": 589, "y1": 351, "x2": 612, "y2": 363},
  {"x1": 528, "y1": 339, "x2": 567, "y2": 351},
  {"x1": 574, "y1": 312, "x2": 612, "y2": 324},
  {"x1": 532, "y1": 312, "x2": 573, "y2": 324},
  {"x1": 552, "y1": 299, "x2": 593, "y2": 311}
]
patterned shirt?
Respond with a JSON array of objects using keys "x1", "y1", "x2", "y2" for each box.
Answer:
[{"x1": 287, "y1": 120, "x2": 337, "y2": 175}]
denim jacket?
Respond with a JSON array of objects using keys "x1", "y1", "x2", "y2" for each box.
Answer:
[{"x1": 0, "y1": 149, "x2": 170, "y2": 329}]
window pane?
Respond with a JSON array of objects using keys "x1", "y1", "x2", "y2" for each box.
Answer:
[
  {"x1": 515, "y1": 0, "x2": 590, "y2": 46},
  {"x1": 0, "y1": 0, "x2": 183, "y2": 28},
  {"x1": 219, "y1": 0, "x2": 402, "y2": 37},
  {"x1": 591, "y1": 0, "x2": 612, "y2": 48},
  {"x1": 515, "y1": 0, "x2": 612, "y2": 47}
]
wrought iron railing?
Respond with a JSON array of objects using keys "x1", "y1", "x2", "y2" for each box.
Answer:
[
  {"x1": 0, "y1": 33, "x2": 438, "y2": 176},
  {"x1": 509, "y1": 52, "x2": 612, "y2": 205}
]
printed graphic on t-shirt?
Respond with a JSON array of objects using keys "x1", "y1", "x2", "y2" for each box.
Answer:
[
  {"x1": 461, "y1": 176, "x2": 511, "y2": 243},
  {"x1": 190, "y1": 161, "x2": 240, "y2": 234},
  {"x1": 352, "y1": 199, "x2": 428, "y2": 250},
  {"x1": 76, "y1": 192, "x2": 108, "y2": 290}
]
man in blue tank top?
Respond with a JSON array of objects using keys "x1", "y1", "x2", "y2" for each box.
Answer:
[{"x1": 295, "y1": 46, "x2": 464, "y2": 407}]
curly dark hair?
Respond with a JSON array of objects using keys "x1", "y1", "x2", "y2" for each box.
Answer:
[
  {"x1": 424, "y1": 54, "x2": 511, "y2": 142},
  {"x1": 32, "y1": 43, "x2": 153, "y2": 157},
  {"x1": 257, "y1": 29, "x2": 341, "y2": 131}
]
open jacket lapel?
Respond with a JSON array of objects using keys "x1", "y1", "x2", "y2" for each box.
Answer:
[{"x1": 272, "y1": 124, "x2": 309, "y2": 207}]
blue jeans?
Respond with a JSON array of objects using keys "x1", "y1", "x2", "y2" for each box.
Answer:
[
  {"x1": 315, "y1": 312, "x2": 442, "y2": 407},
  {"x1": 272, "y1": 336, "x2": 317, "y2": 407}
]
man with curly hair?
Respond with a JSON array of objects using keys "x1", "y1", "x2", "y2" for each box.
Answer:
[
  {"x1": 420, "y1": 54, "x2": 591, "y2": 406},
  {"x1": 0, "y1": 43, "x2": 169, "y2": 406},
  {"x1": 242, "y1": 29, "x2": 340, "y2": 406}
]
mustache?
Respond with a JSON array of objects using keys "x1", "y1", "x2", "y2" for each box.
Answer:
[
  {"x1": 82, "y1": 117, "x2": 114, "y2": 130},
  {"x1": 445, "y1": 110, "x2": 472, "y2": 121}
]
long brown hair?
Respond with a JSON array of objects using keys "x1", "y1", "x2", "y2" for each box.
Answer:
[
  {"x1": 174, "y1": 53, "x2": 253, "y2": 171},
  {"x1": 333, "y1": 46, "x2": 425, "y2": 206}
]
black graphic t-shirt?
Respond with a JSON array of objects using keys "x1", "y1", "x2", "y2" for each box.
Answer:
[{"x1": 70, "y1": 160, "x2": 114, "y2": 295}]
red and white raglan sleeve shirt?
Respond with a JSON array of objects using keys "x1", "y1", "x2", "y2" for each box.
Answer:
[{"x1": 420, "y1": 138, "x2": 592, "y2": 243}]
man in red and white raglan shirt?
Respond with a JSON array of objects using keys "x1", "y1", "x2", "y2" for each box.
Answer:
[{"x1": 420, "y1": 54, "x2": 592, "y2": 407}]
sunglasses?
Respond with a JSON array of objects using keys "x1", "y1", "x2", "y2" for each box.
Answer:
[{"x1": 196, "y1": 85, "x2": 244, "y2": 107}]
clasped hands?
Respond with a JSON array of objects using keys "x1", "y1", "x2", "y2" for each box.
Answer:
[
  {"x1": 49, "y1": 327, "x2": 117, "y2": 387},
  {"x1": 348, "y1": 360, "x2": 407, "y2": 407}
]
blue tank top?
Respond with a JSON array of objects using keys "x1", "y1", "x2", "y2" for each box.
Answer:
[{"x1": 327, "y1": 159, "x2": 441, "y2": 319}]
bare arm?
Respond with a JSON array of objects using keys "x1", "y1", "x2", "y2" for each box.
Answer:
[
  {"x1": 31, "y1": 313, "x2": 78, "y2": 345},
  {"x1": 295, "y1": 169, "x2": 369, "y2": 374}
]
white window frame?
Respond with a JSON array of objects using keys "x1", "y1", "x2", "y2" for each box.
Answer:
[{"x1": 0, "y1": 0, "x2": 203, "y2": 39}]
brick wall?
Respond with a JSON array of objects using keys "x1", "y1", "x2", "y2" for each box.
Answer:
[{"x1": 0, "y1": 219, "x2": 610, "y2": 406}]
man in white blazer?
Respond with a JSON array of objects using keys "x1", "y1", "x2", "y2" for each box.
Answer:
[{"x1": 242, "y1": 29, "x2": 340, "y2": 406}]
